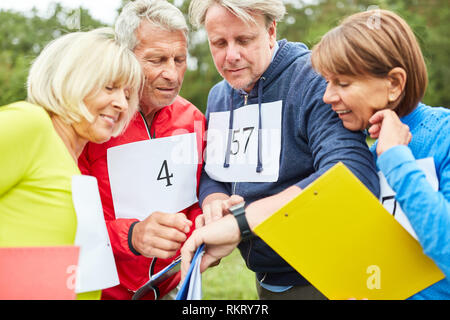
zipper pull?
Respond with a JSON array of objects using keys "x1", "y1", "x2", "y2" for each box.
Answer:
[{"x1": 244, "y1": 94, "x2": 248, "y2": 106}]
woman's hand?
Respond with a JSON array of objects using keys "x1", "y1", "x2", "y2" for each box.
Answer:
[
  {"x1": 180, "y1": 196, "x2": 244, "y2": 281},
  {"x1": 180, "y1": 214, "x2": 242, "y2": 281},
  {"x1": 180, "y1": 186, "x2": 302, "y2": 281},
  {"x1": 368, "y1": 109, "x2": 412, "y2": 156}
]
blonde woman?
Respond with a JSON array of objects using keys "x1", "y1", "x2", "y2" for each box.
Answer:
[{"x1": 0, "y1": 28, "x2": 142, "y2": 299}]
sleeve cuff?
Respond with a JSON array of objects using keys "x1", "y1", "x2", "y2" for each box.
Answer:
[{"x1": 128, "y1": 221, "x2": 141, "y2": 256}]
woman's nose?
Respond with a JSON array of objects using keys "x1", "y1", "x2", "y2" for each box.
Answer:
[
  {"x1": 323, "y1": 83, "x2": 339, "y2": 105},
  {"x1": 113, "y1": 89, "x2": 129, "y2": 112}
]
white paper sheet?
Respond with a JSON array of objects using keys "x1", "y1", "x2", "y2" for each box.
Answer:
[
  {"x1": 186, "y1": 248, "x2": 204, "y2": 300},
  {"x1": 379, "y1": 157, "x2": 439, "y2": 240},
  {"x1": 205, "y1": 101, "x2": 282, "y2": 182},
  {"x1": 175, "y1": 244, "x2": 205, "y2": 300},
  {"x1": 107, "y1": 133, "x2": 199, "y2": 221},
  {"x1": 71, "y1": 175, "x2": 119, "y2": 293}
]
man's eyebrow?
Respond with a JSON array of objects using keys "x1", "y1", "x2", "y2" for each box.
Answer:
[{"x1": 209, "y1": 36, "x2": 224, "y2": 42}]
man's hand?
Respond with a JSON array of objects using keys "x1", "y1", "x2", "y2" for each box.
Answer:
[
  {"x1": 131, "y1": 211, "x2": 192, "y2": 259},
  {"x1": 196, "y1": 193, "x2": 243, "y2": 228}
]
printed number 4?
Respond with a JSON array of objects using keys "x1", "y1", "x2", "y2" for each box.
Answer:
[{"x1": 157, "y1": 160, "x2": 173, "y2": 187}]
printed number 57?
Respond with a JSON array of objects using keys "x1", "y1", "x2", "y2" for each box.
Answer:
[{"x1": 230, "y1": 127, "x2": 255, "y2": 155}]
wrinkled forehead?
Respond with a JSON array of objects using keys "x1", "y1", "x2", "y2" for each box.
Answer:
[{"x1": 134, "y1": 19, "x2": 188, "y2": 52}]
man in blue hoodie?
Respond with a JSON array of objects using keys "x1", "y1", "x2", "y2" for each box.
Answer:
[{"x1": 187, "y1": 0, "x2": 380, "y2": 299}]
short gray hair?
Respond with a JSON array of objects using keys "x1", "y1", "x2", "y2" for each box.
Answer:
[
  {"x1": 189, "y1": 0, "x2": 286, "y2": 29},
  {"x1": 115, "y1": 0, "x2": 189, "y2": 51}
]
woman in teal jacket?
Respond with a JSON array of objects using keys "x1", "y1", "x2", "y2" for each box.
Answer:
[
  {"x1": 311, "y1": 9, "x2": 449, "y2": 299},
  {"x1": 180, "y1": 8, "x2": 448, "y2": 300}
]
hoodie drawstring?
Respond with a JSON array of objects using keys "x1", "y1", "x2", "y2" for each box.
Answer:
[
  {"x1": 223, "y1": 93, "x2": 234, "y2": 168},
  {"x1": 223, "y1": 78, "x2": 265, "y2": 173},
  {"x1": 256, "y1": 78, "x2": 264, "y2": 173}
]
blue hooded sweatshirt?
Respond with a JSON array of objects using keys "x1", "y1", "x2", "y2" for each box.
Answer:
[{"x1": 199, "y1": 40, "x2": 380, "y2": 286}]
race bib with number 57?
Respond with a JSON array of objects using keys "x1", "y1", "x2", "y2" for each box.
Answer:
[{"x1": 205, "y1": 101, "x2": 282, "y2": 182}]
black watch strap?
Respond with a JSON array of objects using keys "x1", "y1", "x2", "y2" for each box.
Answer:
[{"x1": 229, "y1": 202, "x2": 252, "y2": 241}]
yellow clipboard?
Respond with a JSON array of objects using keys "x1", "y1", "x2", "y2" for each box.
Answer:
[{"x1": 253, "y1": 162, "x2": 444, "y2": 300}]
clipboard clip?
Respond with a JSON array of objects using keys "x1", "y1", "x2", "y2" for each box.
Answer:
[{"x1": 132, "y1": 255, "x2": 181, "y2": 300}]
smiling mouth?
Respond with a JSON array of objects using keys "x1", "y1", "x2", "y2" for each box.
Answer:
[
  {"x1": 335, "y1": 110, "x2": 352, "y2": 115},
  {"x1": 100, "y1": 114, "x2": 118, "y2": 125}
]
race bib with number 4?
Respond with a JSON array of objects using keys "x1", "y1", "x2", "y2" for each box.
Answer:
[{"x1": 107, "y1": 133, "x2": 199, "y2": 221}]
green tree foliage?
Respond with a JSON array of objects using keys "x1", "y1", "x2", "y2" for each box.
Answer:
[
  {"x1": 180, "y1": 0, "x2": 449, "y2": 112},
  {"x1": 0, "y1": 1, "x2": 448, "y2": 111},
  {"x1": 0, "y1": 4, "x2": 105, "y2": 106}
]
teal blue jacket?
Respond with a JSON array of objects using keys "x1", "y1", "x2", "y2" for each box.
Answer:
[{"x1": 373, "y1": 103, "x2": 450, "y2": 299}]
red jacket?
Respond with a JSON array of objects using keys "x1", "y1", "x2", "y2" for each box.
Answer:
[{"x1": 78, "y1": 96, "x2": 205, "y2": 300}]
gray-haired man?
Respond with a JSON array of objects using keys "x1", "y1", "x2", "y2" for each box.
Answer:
[{"x1": 78, "y1": 0, "x2": 205, "y2": 300}]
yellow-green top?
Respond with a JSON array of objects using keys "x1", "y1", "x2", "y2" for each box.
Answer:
[{"x1": 0, "y1": 101, "x2": 100, "y2": 300}]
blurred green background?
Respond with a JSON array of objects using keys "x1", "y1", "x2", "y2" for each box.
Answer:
[
  {"x1": 203, "y1": 249, "x2": 258, "y2": 300},
  {"x1": 0, "y1": 0, "x2": 449, "y2": 112},
  {"x1": 1, "y1": 0, "x2": 447, "y2": 299}
]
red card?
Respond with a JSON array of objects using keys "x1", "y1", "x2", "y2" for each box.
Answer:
[{"x1": 0, "y1": 246, "x2": 79, "y2": 300}]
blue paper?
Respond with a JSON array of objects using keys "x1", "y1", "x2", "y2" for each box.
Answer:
[{"x1": 175, "y1": 244, "x2": 205, "y2": 300}]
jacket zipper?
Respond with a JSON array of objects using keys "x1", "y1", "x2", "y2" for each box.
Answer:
[
  {"x1": 241, "y1": 92, "x2": 254, "y2": 268},
  {"x1": 139, "y1": 110, "x2": 159, "y2": 139},
  {"x1": 139, "y1": 111, "x2": 151, "y2": 139}
]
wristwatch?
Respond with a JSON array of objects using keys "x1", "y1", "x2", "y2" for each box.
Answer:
[{"x1": 228, "y1": 202, "x2": 253, "y2": 241}]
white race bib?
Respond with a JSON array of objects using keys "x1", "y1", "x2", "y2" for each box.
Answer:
[
  {"x1": 205, "y1": 101, "x2": 282, "y2": 182},
  {"x1": 72, "y1": 175, "x2": 119, "y2": 293},
  {"x1": 379, "y1": 157, "x2": 439, "y2": 240},
  {"x1": 107, "y1": 133, "x2": 199, "y2": 221}
]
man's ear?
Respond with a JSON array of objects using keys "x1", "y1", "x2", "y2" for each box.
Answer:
[
  {"x1": 387, "y1": 67, "x2": 407, "y2": 102},
  {"x1": 268, "y1": 20, "x2": 277, "y2": 49}
]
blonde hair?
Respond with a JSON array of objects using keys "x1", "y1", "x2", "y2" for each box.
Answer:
[
  {"x1": 27, "y1": 27, "x2": 143, "y2": 136},
  {"x1": 189, "y1": 0, "x2": 286, "y2": 29},
  {"x1": 311, "y1": 9, "x2": 428, "y2": 117}
]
